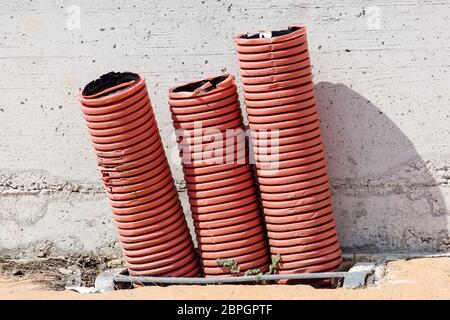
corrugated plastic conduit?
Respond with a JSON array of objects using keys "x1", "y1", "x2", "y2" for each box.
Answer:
[
  {"x1": 234, "y1": 25, "x2": 343, "y2": 284},
  {"x1": 76, "y1": 24, "x2": 345, "y2": 286},
  {"x1": 168, "y1": 74, "x2": 271, "y2": 277},
  {"x1": 78, "y1": 72, "x2": 201, "y2": 278}
]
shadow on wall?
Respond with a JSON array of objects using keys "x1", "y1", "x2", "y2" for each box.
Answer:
[{"x1": 315, "y1": 82, "x2": 449, "y2": 254}]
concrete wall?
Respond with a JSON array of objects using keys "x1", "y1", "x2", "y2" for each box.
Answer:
[{"x1": 0, "y1": 0, "x2": 449, "y2": 258}]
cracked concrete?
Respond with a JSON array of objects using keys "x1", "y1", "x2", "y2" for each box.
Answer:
[{"x1": 0, "y1": 0, "x2": 449, "y2": 258}]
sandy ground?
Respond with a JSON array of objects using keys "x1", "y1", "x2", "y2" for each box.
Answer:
[{"x1": 0, "y1": 257, "x2": 449, "y2": 300}]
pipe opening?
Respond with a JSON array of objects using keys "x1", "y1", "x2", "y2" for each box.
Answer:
[
  {"x1": 240, "y1": 26, "x2": 301, "y2": 39},
  {"x1": 173, "y1": 75, "x2": 228, "y2": 94},
  {"x1": 82, "y1": 71, "x2": 140, "y2": 97}
]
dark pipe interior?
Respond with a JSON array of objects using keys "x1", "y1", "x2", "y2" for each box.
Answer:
[
  {"x1": 240, "y1": 26, "x2": 301, "y2": 39},
  {"x1": 82, "y1": 71, "x2": 140, "y2": 97},
  {"x1": 173, "y1": 75, "x2": 228, "y2": 94}
]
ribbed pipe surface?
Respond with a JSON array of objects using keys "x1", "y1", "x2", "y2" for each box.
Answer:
[
  {"x1": 234, "y1": 26, "x2": 342, "y2": 283},
  {"x1": 78, "y1": 72, "x2": 201, "y2": 277},
  {"x1": 168, "y1": 74, "x2": 270, "y2": 277}
]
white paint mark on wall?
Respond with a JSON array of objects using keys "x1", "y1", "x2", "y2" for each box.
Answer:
[
  {"x1": 366, "y1": 6, "x2": 382, "y2": 30},
  {"x1": 66, "y1": 5, "x2": 81, "y2": 30}
]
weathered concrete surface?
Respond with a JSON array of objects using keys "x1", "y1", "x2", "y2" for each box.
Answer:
[{"x1": 0, "y1": 0, "x2": 449, "y2": 257}]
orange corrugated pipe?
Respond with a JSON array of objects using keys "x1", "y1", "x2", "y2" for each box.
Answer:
[
  {"x1": 234, "y1": 25, "x2": 342, "y2": 284},
  {"x1": 168, "y1": 74, "x2": 270, "y2": 277},
  {"x1": 78, "y1": 72, "x2": 201, "y2": 277}
]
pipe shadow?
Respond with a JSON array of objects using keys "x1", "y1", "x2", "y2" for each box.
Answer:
[{"x1": 315, "y1": 82, "x2": 449, "y2": 254}]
